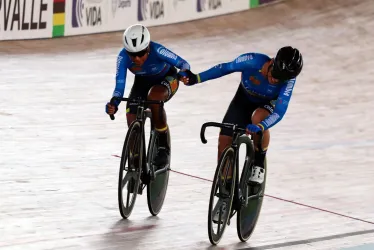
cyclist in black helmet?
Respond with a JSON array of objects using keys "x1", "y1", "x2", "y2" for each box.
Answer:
[
  {"x1": 272, "y1": 46, "x2": 303, "y2": 81},
  {"x1": 179, "y1": 46, "x2": 303, "y2": 222},
  {"x1": 181, "y1": 46, "x2": 303, "y2": 183}
]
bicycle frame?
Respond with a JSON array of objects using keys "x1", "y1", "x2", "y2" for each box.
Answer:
[
  {"x1": 110, "y1": 97, "x2": 169, "y2": 181},
  {"x1": 201, "y1": 122, "x2": 264, "y2": 209}
]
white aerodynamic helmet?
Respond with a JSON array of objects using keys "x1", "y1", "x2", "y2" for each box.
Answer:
[{"x1": 122, "y1": 24, "x2": 151, "y2": 53}]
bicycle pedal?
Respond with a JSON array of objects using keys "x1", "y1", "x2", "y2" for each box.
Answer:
[
  {"x1": 140, "y1": 172, "x2": 151, "y2": 185},
  {"x1": 137, "y1": 184, "x2": 145, "y2": 195},
  {"x1": 229, "y1": 209, "x2": 236, "y2": 219}
]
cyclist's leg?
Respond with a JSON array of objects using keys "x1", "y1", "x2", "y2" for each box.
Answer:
[
  {"x1": 218, "y1": 84, "x2": 254, "y2": 176},
  {"x1": 251, "y1": 103, "x2": 274, "y2": 167},
  {"x1": 147, "y1": 67, "x2": 179, "y2": 166},
  {"x1": 125, "y1": 76, "x2": 149, "y2": 126},
  {"x1": 218, "y1": 84, "x2": 255, "y2": 160},
  {"x1": 125, "y1": 77, "x2": 150, "y2": 173},
  {"x1": 213, "y1": 85, "x2": 254, "y2": 222},
  {"x1": 247, "y1": 103, "x2": 274, "y2": 185}
]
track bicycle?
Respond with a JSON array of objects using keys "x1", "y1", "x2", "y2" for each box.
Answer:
[
  {"x1": 109, "y1": 96, "x2": 171, "y2": 219},
  {"x1": 200, "y1": 122, "x2": 267, "y2": 245}
]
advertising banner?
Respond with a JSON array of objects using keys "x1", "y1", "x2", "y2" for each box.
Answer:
[
  {"x1": 0, "y1": 0, "x2": 52, "y2": 40},
  {"x1": 1, "y1": 0, "x2": 256, "y2": 40},
  {"x1": 170, "y1": 0, "x2": 248, "y2": 23},
  {"x1": 106, "y1": 0, "x2": 137, "y2": 32},
  {"x1": 63, "y1": 0, "x2": 110, "y2": 36},
  {"x1": 135, "y1": 0, "x2": 172, "y2": 27}
]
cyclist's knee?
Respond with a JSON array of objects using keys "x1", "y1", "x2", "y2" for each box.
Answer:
[
  {"x1": 251, "y1": 108, "x2": 270, "y2": 125},
  {"x1": 148, "y1": 85, "x2": 169, "y2": 102},
  {"x1": 218, "y1": 135, "x2": 232, "y2": 158},
  {"x1": 126, "y1": 113, "x2": 136, "y2": 126},
  {"x1": 251, "y1": 108, "x2": 271, "y2": 150}
]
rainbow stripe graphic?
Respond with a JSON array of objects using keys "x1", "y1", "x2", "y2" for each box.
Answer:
[{"x1": 53, "y1": 0, "x2": 66, "y2": 37}]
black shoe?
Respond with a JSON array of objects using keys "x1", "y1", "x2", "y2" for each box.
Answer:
[{"x1": 153, "y1": 146, "x2": 170, "y2": 168}]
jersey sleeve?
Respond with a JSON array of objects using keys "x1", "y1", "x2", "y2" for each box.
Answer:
[
  {"x1": 258, "y1": 78, "x2": 296, "y2": 131},
  {"x1": 112, "y1": 50, "x2": 130, "y2": 106},
  {"x1": 198, "y1": 53, "x2": 257, "y2": 83},
  {"x1": 155, "y1": 45, "x2": 191, "y2": 70}
]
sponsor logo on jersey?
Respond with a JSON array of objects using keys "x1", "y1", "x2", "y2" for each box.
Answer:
[
  {"x1": 157, "y1": 47, "x2": 177, "y2": 60},
  {"x1": 263, "y1": 113, "x2": 280, "y2": 127},
  {"x1": 249, "y1": 76, "x2": 260, "y2": 85},
  {"x1": 235, "y1": 54, "x2": 253, "y2": 63},
  {"x1": 244, "y1": 87, "x2": 270, "y2": 99},
  {"x1": 283, "y1": 79, "x2": 295, "y2": 97},
  {"x1": 138, "y1": 0, "x2": 164, "y2": 21},
  {"x1": 113, "y1": 90, "x2": 122, "y2": 97},
  {"x1": 116, "y1": 55, "x2": 123, "y2": 76},
  {"x1": 263, "y1": 104, "x2": 274, "y2": 113}
]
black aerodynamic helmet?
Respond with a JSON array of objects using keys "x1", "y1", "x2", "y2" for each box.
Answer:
[{"x1": 271, "y1": 46, "x2": 303, "y2": 81}]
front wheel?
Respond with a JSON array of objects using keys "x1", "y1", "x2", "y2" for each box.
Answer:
[
  {"x1": 118, "y1": 121, "x2": 143, "y2": 219},
  {"x1": 207, "y1": 146, "x2": 236, "y2": 245}
]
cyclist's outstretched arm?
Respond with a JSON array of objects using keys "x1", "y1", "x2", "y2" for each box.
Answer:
[
  {"x1": 197, "y1": 53, "x2": 257, "y2": 83},
  {"x1": 155, "y1": 45, "x2": 191, "y2": 71},
  {"x1": 112, "y1": 51, "x2": 130, "y2": 106},
  {"x1": 257, "y1": 78, "x2": 296, "y2": 131}
]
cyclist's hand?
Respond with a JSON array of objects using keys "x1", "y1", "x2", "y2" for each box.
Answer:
[
  {"x1": 246, "y1": 124, "x2": 263, "y2": 135},
  {"x1": 106, "y1": 102, "x2": 118, "y2": 115},
  {"x1": 178, "y1": 69, "x2": 199, "y2": 86},
  {"x1": 179, "y1": 70, "x2": 189, "y2": 85}
]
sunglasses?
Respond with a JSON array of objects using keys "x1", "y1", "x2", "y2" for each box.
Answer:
[{"x1": 126, "y1": 48, "x2": 148, "y2": 58}]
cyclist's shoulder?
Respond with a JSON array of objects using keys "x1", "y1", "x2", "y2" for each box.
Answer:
[
  {"x1": 117, "y1": 48, "x2": 127, "y2": 56},
  {"x1": 150, "y1": 41, "x2": 178, "y2": 59},
  {"x1": 117, "y1": 48, "x2": 130, "y2": 60},
  {"x1": 150, "y1": 41, "x2": 165, "y2": 51},
  {"x1": 116, "y1": 48, "x2": 130, "y2": 67}
]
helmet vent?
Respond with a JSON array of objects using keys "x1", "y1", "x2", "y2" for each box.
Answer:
[
  {"x1": 131, "y1": 38, "x2": 137, "y2": 47},
  {"x1": 140, "y1": 34, "x2": 145, "y2": 44}
]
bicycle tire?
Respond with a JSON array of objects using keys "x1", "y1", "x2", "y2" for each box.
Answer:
[
  {"x1": 118, "y1": 121, "x2": 143, "y2": 219},
  {"x1": 208, "y1": 146, "x2": 236, "y2": 245},
  {"x1": 236, "y1": 136, "x2": 267, "y2": 242},
  {"x1": 147, "y1": 129, "x2": 171, "y2": 216}
]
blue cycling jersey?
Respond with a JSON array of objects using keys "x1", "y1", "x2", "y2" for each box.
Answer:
[
  {"x1": 112, "y1": 41, "x2": 190, "y2": 105},
  {"x1": 197, "y1": 53, "x2": 297, "y2": 130}
]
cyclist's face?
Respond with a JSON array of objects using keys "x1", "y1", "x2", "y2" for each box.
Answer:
[
  {"x1": 266, "y1": 59, "x2": 279, "y2": 84},
  {"x1": 127, "y1": 48, "x2": 149, "y2": 65}
]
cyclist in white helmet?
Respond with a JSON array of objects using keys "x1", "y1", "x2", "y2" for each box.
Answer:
[{"x1": 106, "y1": 24, "x2": 191, "y2": 167}]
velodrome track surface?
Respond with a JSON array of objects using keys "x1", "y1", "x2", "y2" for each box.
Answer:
[{"x1": 1, "y1": 0, "x2": 374, "y2": 249}]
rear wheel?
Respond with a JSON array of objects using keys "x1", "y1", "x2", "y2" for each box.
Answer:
[
  {"x1": 237, "y1": 135, "x2": 267, "y2": 242},
  {"x1": 147, "y1": 129, "x2": 171, "y2": 216},
  {"x1": 118, "y1": 121, "x2": 143, "y2": 219}
]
